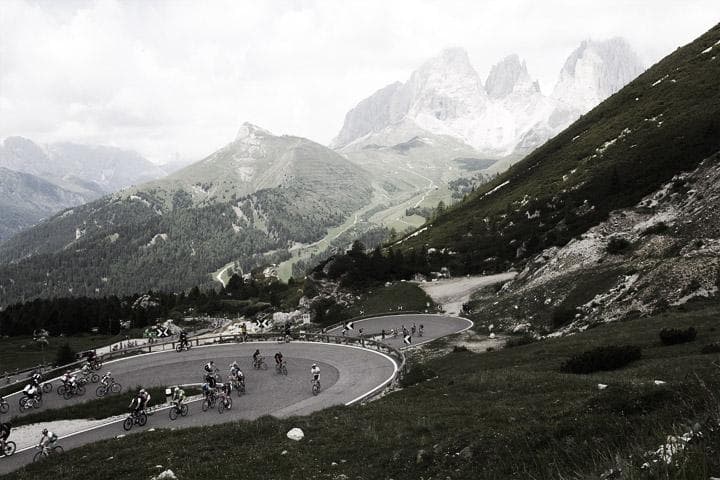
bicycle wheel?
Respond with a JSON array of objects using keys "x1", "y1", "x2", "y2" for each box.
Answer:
[
  {"x1": 33, "y1": 450, "x2": 45, "y2": 462},
  {"x1": 312, "y1": 382, "x2": 320, "y2": 396},
  {"x1": 261, "y1": 362, "x2": 268, "y2": 370},
  {"x1": 96, "y1": 386, "x2": 107, "y2": 397},
  {"x1": 169, "y1": 407, "x2": 178, "y2": 421},
  {"x1": 110, "y1": 382, "x2": 122, "y2": 394},
  {"x1": 225, "y1": 397, "x2": 232, "y2": 409},
  {"x1": 92, "y1": 361, "x2": 102, "y2": 370},
  {"x1": 180, "y1": 404, "x2": 188, "y2": 417},
  {"x1": 281, "y1": 365, "x2": 288, "y2": 375},
  {"x1": 77, "y1": 385, "x2": 86, "y2": 396},
  {"x1": 63, "y1": 390, "x2": 73, "y2": 400},
  {"x1": 90, "y1": 373, "x2": 100, "y2": 383},
  {"x1": 138, "y1": 411, "x2": 148, "y2": 426},
  {"x1": 0, "y1": 401, "x2": 8, "y2": 414},
  {"x1": 218, "y1": 400, "x2": 225, "y2": 414},
  {"x1": 42, "y1": 383, "x2": 53, "y2": 393},
  {"x1": 176, "y1": 344, "x2": 183, "y2": 353},
  {"x1": 123, "y1": 416, "x2": 134, "y2": 431},
  {"x1": 52, "y1": 445, "x2": 64, "y2": 455},
  {"x1": 57, "y1": 385, "x2": 66, "y2": 396},
  {"x1": 18, "y1": 397, "x2": 27, "y2": 408},
  {"x1": 201, "y1": 399, "x2": 210, "y2": 412},
  {"x1": 3, "y1": 441, "x2": 16, "y2": 457},
  {"x1": 33, "y1": 397, "x2": 42, "y2": 409}
]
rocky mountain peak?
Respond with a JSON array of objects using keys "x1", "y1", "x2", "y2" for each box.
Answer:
[
  {"x1": 552, "y1": 37, "x2": 644, "y2": 112},
  {"x1": 235, "y1": 122, "x2": 273, "y2": 141},
  {"x1": 485, "y1": 54, "x2": 539, "y2": 98}
]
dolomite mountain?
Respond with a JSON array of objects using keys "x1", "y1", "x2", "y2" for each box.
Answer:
[{"x1": 333, "y1": 38, "x2": 644, "y2": 159}]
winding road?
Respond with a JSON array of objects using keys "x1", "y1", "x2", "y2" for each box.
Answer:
[{"x1": 0, "y1": 314, "x2": 471, "y2": 474}]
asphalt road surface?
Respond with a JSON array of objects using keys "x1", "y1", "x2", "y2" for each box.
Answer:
[
  {"x1": 327, "y1": 313, "x2": 473, "y2": 349},
  {"x1": 0, "y1": 341, "x2": 396, "y2": 474}
]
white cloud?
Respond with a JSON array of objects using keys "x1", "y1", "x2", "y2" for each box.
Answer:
[{"x1": 1, "y1": 0, "x2": 718, "y2": 164}]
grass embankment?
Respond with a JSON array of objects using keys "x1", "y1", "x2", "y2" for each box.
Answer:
[
  {"x1": 347, "y1": 282, "x2": 436, "y2": 317},
  {"x1": 7, "y1": 306, "x2": 720, "y2": 479},
  {"x1": 0, "y1": 331, "x2": 145, "y2": 373},
  {"x1": 10, "y1": 387, "x2": 202, "y2": 428}
]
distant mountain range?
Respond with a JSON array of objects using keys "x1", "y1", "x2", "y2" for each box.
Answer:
[
  {"x1": 0, "y1": 124, "x2": 371, "y2": 303},
  {"x1": 0, "y1": 137, "x2": 166, "y2": 241},
  {"x1": 333, "y1": 38, "x2": 644, "y2": 159}
]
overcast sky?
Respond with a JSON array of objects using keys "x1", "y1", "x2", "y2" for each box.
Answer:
[{"x1": 1, "y1": 0, "x2": 718, "y2": 164}]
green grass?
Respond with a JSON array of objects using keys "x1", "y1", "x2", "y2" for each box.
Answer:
[
  {"x1": 345, "y1": 281, "x2": 436, "y2": 318},
  {"x1": 0, "y1": 332, "x2": 143, "y2": 373},
  {"x1": 7, "y1": 305, "x2": 720, "y2": 479},
  {"x1": 10, "y1": 386, "x2": 202, "y2": 428}
]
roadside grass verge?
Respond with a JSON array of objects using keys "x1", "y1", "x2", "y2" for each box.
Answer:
[
  {"x1": 345, "y1": 282, "x2": 436, "y2": 317},
  {"x1": 0, "y1": 330, "x2": 146, "y2": 373},
  {"x1": 10, "y1": 387, "x2": 201, "y2": 428},
  {"x1": 6, "y1": 306, "x2": 720, "y2": 479}
]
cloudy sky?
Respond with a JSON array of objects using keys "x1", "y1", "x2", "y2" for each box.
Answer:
[{"x1": 1, "y1": 0, "x2": 718, "y2": 164}]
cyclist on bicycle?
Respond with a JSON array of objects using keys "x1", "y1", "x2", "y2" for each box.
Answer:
[
  {"x1": 419, "y1": 324, "x2": 424, "y2": 336},
  {"x1": 0, "y1": 422, "x2": 11, "y2": 450},
  {"x1": 203, "y1": 361, "x2": 216, "y2": 374},
  {"x1": 179, "y1": 330, "x2": 188, "y2": 347},
  {"x1": 80, "y1": 362, "x2": 92, "y2": 378},
  {"x1": 311, "y1": 363, "x2": 320, "y2": 383},
  {"x1": 229, "y1": 361, "x2": 240, "y2": 376},
  {"x1": 38, "y1": 428, "x2": 58, "y2": 449},
  {"x1": 252, "y1": 349, "x2": 261, "y2": 365},
  {"x1": 22, "y1": 383, "x2": 40, "y2": 402},
  {"x1": 172, "y1": 386, "x2": 185, "y2": 409},
  {"x1": 100, "y1": 371, "x2": 112, "y2": 386},
  {"x1": 129, "y1": 389, "x2": 150, "y2": 415},
  {"x1": 274, "y1": 351, "x2": 283, "y2": 366},
  {"x1": 29, "y1": 372, "x2": 42, "y2": 388}
]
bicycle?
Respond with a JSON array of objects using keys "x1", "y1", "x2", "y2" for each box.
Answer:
[
  {"x1": 201, "y1": 391, "x2": 218, "y2": 412},
  {"x1": 252, "y1": 356, "x2": 268, "y2": 370},
  {"x1": 41, "y1": 382, "x2": 53, "y2": 394},
  {"x1": 19, "y1": 396, "x2": 42, "y2": 412},
  {"x1": 312, "y1": 378, "x2": 321, "y2": 396},
  {"x1": 80, "y1": 372, "x2": 100, "y2": 384},
  {"x1": 89, "y1": 359, "x2": 103, "y2": 371},
  {"x1": 275, "y1": 360, "x2": 288, "y2": 375},
  {"x1": 95, "y1": 379, "x2": 122, "y2": 397},
  {"x1": 123, "y1": 410, "x2": 148, "y2": 431},
  {"x1": 33, "y1": 443, "x2": 64, "y2": 462},
  {"x1": 62, "y1": 384, "x2": 86, "y2": 400},
  {"x1": 0, "y1": 396, "x2": 8, "y2": 414},
  {"x1": 176, "y1": 341, "x2": 191, "y2": 352},
  {"x1": 231, "y1": 377, "x2": 246, "y2": 395},
  {"x1": 0, "y1": 440, "x2": 16, "y2": 457},
  {"x1": 168, "y1": 402, "x2": 189, "y2": 420},
  {"x1": 217, "y1": 393, "x2": 233, "y2": 414}
]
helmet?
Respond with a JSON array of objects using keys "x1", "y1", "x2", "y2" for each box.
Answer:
[
  {"x1": 106, "y1": 371, "x2": 111, "y2": 376},
  {"x1": 139, "y1": 388, "x2": 146, "y2": 394},
  {"x1": 209, "y1": 360, "x2": 214, "y2": 364},
  {"x1": 312, "y1": 363, "x2": 317, "y2": 367},
  {"x1": 42, "y1": 428, "x2": 48, "y2": 434}
]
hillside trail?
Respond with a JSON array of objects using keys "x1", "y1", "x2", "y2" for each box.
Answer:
[{"x1": 418, "y1": 272, "x2": 516, "y2": 316}]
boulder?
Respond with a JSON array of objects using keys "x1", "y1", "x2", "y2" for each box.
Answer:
[{"x1": 287, "y1": 427, "x2": 305, "y2": 441}]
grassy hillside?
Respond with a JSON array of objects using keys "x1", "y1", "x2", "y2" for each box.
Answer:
[
  {"x1": 8, "y1": 305, "x2": 720, "y2": 479},
  {"x1": 398, "y1": 23, "x2": 720, "y2": 275}
]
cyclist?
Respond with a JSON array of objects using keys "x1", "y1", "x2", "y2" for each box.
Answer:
[
  {"x1": 178, "y1": 330, "x2": 188, "y2": 348},
  {"x1": 229, "y1": 361, "x2": 240, "y2": 376},
  {"x1": 38, "y1": 428, "x2": 58, "y2": 450},
  {"x1": 100, "y1": 371, "x2": 112, "y2": 386},
  {"x1": 203, "y1": 361, "x2": 216, "y2": 375},
  {"x1": 419, "y1": 324, "x2": 424, "y2": 336},
  {"x1": 201, "y1": 382, "x2": 212, "y2": 400},
  {"x1": 311, "y1": 363, "x2": 320, "y2": 383},
  {"x1": 22, "y1": 383, "x2": 40, "y2": 403},
  {"x1": 240, "y1": 323, "x2": 247, "y2": 341},
  {"x1": 29, "y1": 372, "x2": 42, "y2": 388},
  {"x1": 80, "y1": 362, "x2": 93, "y2": 378},
  {"x1": 411, "y1": 323, "x2": 417, "y2": 335},
  {"x1": 129, "y1": 388, "x2": 150, "y2": 415},
  {"x1": 60, "y1": 370, "x2": 71, "y2": 385},
  {"x1": 0, "y1": 421, "x2": 11, "y2": 451},
  {"x1": 252, "y1": 349, "x2": 262, "y2": 367},
  {"x1": 274, "y1": 351, "x2": 284, "y2": 366},
  {"x1": 171, "y1": 386, "x2": 185, "y2": 410}
]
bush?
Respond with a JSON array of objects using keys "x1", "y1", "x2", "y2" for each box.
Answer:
[
  {"x1": 552, "y1": 306, "x2": 578, "y2": 328},
  {"x1": 505, "y1": 335, "x2": 537, "y2": 348},
  {"x1": 55, "y1": 343, "x2": 77, "y2": 366},
  {"x1": 560, "y1": 345, "x2": 642, "y2": 374},
  {"x1": 452, "y1": 345, "x2": 469, "y2": 353},
  {"x1": 701, "y1": 342, "x2": 720, "y2": 354},
  {"x1": 399, "y1": 363, "x2": 436, "y2": 388},
  {"x1": 606, "y1": 237, "x2": 631, "y2": 255},
  {"x1": 659, "y1": 327, "x2": 697, "y2": 345},
  {"x1": 640, "y1": 222, "x2": 669, "y2": 236}
]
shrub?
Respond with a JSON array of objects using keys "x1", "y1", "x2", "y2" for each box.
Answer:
[
  {"x1": 55, "y1": 343, "x2": 77, "y2": 366},
  {"x1": 560, "y1": 345, "x2": 642, "y2": 374},
  {"x1": 701, "y1": 342, "x2": 720, "y2": 354},
  {"x1": 400, "y1": 363, "x2": 436, "y2": 388},
  {"x1": 659, "y1": 327, "x2": 697, "y2": 345},
  {"x1": 452, "y1": 345, "x2": 469, "y2": 353},
  {"x1": 640, "y1": 222, "x2": 669, "y2": 236},
  {"x1": 505, "y1": 335, "x2": 537, "y2": 348},
  {"x1": 552, "y1": 306, "x2": 578, "y2": 328},
  {"x1": 606, "y1": 237, "x2": 631, "y2": 254}
]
